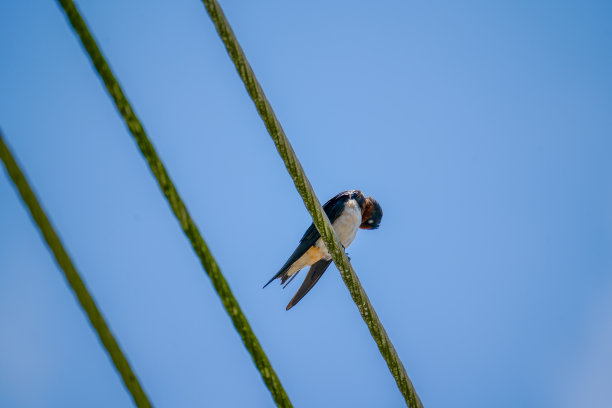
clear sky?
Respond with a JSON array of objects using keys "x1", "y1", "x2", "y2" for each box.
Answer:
[{"x1": 1, "y1": 1, "x2": 611, "y2": 407}]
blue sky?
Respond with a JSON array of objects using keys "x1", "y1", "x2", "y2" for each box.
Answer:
[{"x1": 1, "y1": 1, "x2": 611, "y2": 407}]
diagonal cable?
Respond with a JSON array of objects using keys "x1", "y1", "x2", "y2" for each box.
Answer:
[
  {"x1": 0, "y1": 130, "x2": 153, "y2": 408},
  {"x1": 53, "y1": 1, "x2": 292, "y2": 406},
  {"x1": 200, "y1": 1, "x2": 423, "y2": 406}
]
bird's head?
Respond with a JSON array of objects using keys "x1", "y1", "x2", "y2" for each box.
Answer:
[{"x1": 360, "y1": 196, "x2": 382, "y2": 230}]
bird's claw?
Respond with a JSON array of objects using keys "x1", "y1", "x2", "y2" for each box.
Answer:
[{"x1": 340, "y1": 244, "x2": 350, "y2": 260}]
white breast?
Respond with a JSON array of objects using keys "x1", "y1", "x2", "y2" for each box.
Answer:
[
  {"x1": 315, "y1": 199, "x2": 362, "y2": 258},
  {"x1": 332, "y1": 199, "x2": 362, "y2": 247}
]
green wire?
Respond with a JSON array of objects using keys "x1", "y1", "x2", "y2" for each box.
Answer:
[
  {"x1": 200, "y1": 1, "x2": 423, "y2": 406},
  {"x1": 0, "y1": 130, "x2": 153, "y2": 408},
  {"x1": 54, "y1": 1, "x2": 292, "y2": 406}
]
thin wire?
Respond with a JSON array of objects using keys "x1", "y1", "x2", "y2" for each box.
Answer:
[
  {"x1": 200, "y1": 1, "x2": 423, "y2": 406},
  {"x1": 0, "y1": 130, "x2": 153, "y2": 408},
  {"x1": 53, "y1": 1, "x2": 292, "y2": 406}
]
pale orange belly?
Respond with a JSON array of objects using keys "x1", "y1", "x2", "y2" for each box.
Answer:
[
  {"x1": 286, "y1": 246, "x2": 326, "y2": 277},
  {"x1": 305, "y1": 246, "x2": 325, "y2": 263}
]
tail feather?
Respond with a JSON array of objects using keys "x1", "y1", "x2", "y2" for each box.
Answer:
[
  {"x1": 263, "y1": 273, "x2": 281, "y2": 288},
  {"x1": 264, "y1": 239, "x2": 314, "y2": 288},
  {"x1": 282, "y1": 271, "x2": 300, "y2": 288},
  {"x1": 263, "y1": 263, "x2": 293, "y2": 288},
  {"x1": 286, "y1": 259, "x2": 332, "y2": 310}
]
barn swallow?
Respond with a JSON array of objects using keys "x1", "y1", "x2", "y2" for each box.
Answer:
[{"x1": 264, "y1": 190, "x2": 382, "y2": 310}]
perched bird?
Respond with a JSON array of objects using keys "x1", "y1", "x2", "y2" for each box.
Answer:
[{"x1": 264, "y1": 190, "x2": 382, "y2": 310}]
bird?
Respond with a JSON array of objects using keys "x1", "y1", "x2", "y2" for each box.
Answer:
[{"x1": 264, "y1": 190, "x2": 382, "y2": 310}]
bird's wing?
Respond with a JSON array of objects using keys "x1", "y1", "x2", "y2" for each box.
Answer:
[
  {"x1": 298, "y1": 191, "x2": 351, "y2": 247},
  {"x1": 263, "y1": 192, "x2": 350, "y2": 288},
  {"x1": 286, "y1": 258, "x2": 333, "y2": 310}
]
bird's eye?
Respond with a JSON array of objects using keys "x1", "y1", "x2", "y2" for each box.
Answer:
[{"x1": 368, "y1": 219, "x2": 374, "y2": 224}]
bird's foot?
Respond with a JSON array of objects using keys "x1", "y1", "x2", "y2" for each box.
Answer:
[{"x1": 340, "y1": 244, "x2": 350, "y2": 260}]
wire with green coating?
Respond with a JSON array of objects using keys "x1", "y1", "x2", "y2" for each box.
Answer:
[
  {"x1": 0, "y1": 130, "x2": 153, "y2": 408},
  {"x1": 199, "y1": 1, "x2": 423, "y2": 406},
  {"x1": 54, "y1": 1, "x2": 293, "y2": 406}
]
